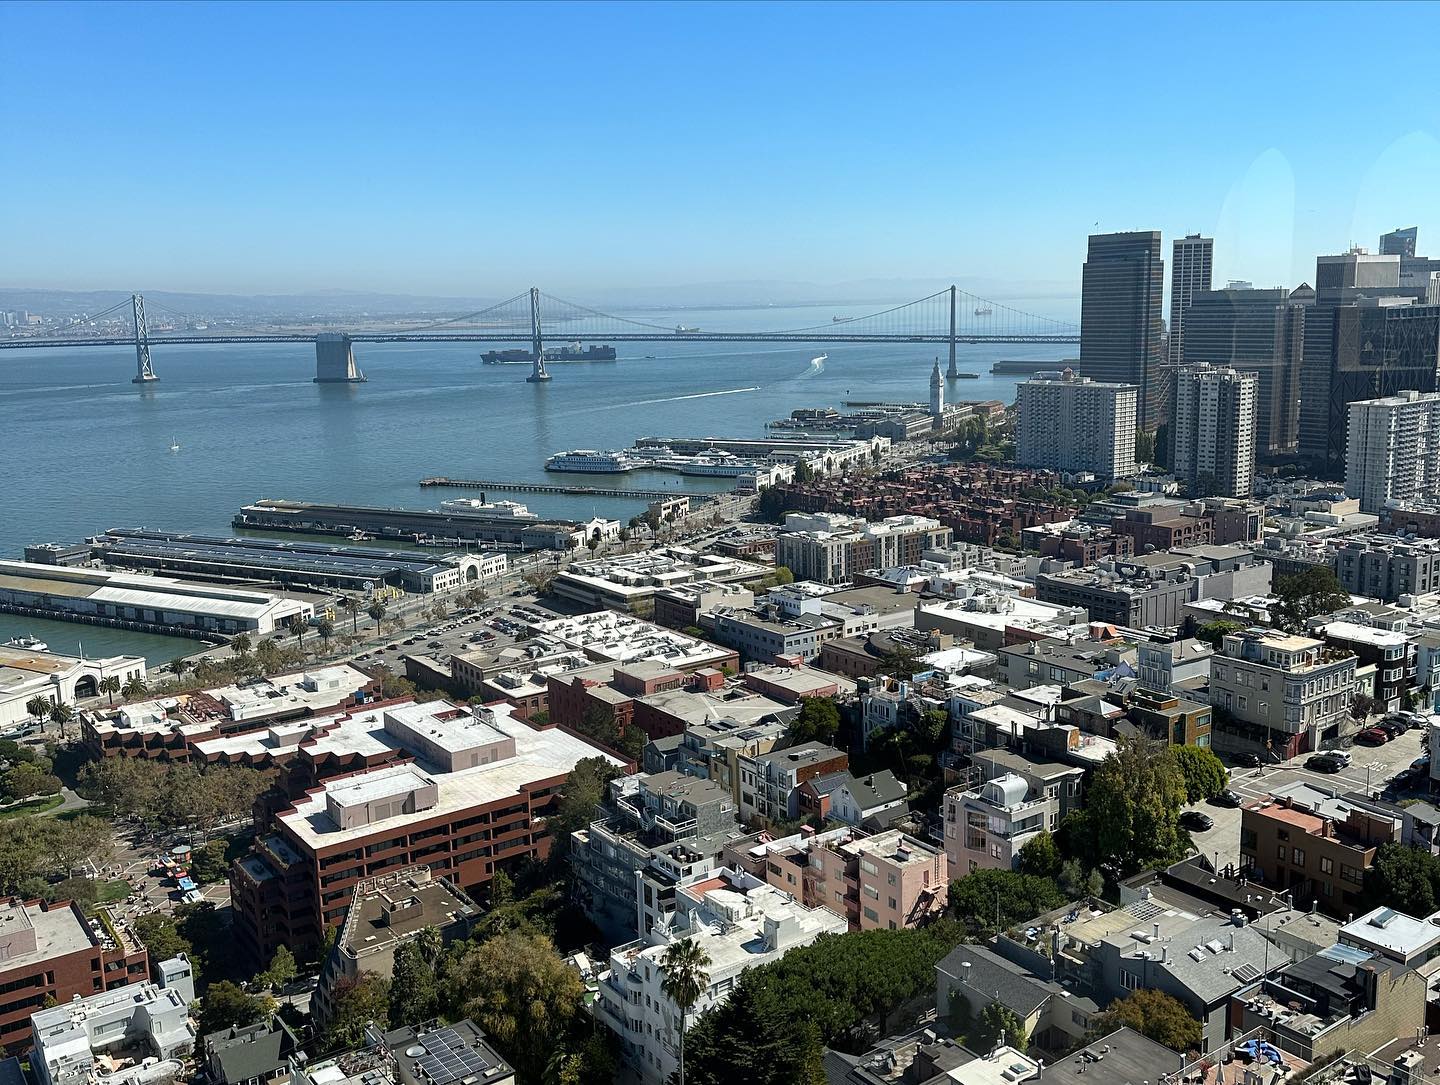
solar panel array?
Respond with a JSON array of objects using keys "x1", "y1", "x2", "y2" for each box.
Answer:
[{"x1": 413, "y1": 1028, "x2": 492, "y2": 1085}]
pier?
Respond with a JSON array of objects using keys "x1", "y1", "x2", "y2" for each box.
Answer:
[{"x1": 418, "y1": 477, "x2": 712, "y2": 499}]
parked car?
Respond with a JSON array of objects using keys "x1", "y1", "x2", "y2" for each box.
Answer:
[
  {"x1": 1211, "y1": 789, "x2": 1243, "y2": 808},
  {"x1": 1357, "y1": 727, "x2": 1390, "y2": 745},
  {"x1": 1306, "y1": 754, "x2": 1344, "y2": 773},
  {"x1": 1233, "y1": 752, "x2": 1262, "y2": 768},
  {"x1": 1179, "y1": 811, "x2": 1214, "y2": 832}
]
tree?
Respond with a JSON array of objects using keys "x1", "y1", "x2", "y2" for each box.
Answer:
[
  {"x1": 25, "y1": 695, "x2": 51, "y2": 723},
  {"x1": 948, "y1": 870, "x2": 1066, "y2": 936},
  {"x1": 1135, "y1": 428, "x2": 1155, "y2": 465},
  {"x1": 199, "y1": 980, "x2": 274, "y2": 1037},
  {"x1": 1074, "y1": 737, "x2": 1187, "y2": 876},
  {"x1": 1094, "y1": 989, "x2": 1200, "y2": 1052},
  {"x1": 1194, "y1": 619, "x2": 1245, "y2": 647},
  {"x1": 367, "y1": 602, "x2": 387, "y2": 632},
  {"x1": 189, "y1": 838, "x2": 231, "y2": 884},
  {"x1": 1057, "y1": 858, "x2": 1103, "y2": 900},
  {"x1": 260, "y1": 945, "x2": 298, "y2": 996},
  {"x1": 122, "y1": 676, "x2": 149, "y2": 700},
  {"x1": 1169, "y1": 745, "x2": 1229, "y2": 804},
  {"x1": 316, "y1": 619, "x2": 335, "y2": 652},
  {"x1": 974, "y1": 1001, "x2": 1027, "y2": 1052},
  {"x1": 132, "y1": 914, "x2": 192, "y2": 967},
  {"x1": 1016, "y1": 832, "x2": 1060, "y2": 880},
  {"x1": 1352, "y1": 692, "x2": 1375, "y2": 721},
  {"x1": 789, "y1": 698, "x2": 840, "y2": 746},
  {"x1": 286, "y1": 615, "x2": 307, "y2": 650},
  {"x1": 231, "y1": 633, "x2": 253, "y2": 658},
  {"x1": 48, "y1": 702, "x2": 74, "y2": 739},
  {"x1": 683, "y1": 925, "x2": 964, "y2": 1085},
  {"x1": 442, "y1": 931, "x2": 583, "y2": 1083},
  {"x1": 1362, "y1": 843, "x2": 1440, "y2": 916},
  {"x1": 547, "y1": 757, "x2": 622, "y2": 863},
  {"x1": 1271, "y1": 566, "x2": 1351, "y2": 634},
  {"x1": 324, "y1": 972, "x2": 390, "y2": 1051},
  {"x1": 390, "y1": 942, "x2": 440, "y2": 1028},
  {"x1": 2, "y1": 761, "x2": 61, "y2": 801},
  {"x1": 98, "y1": 675, "x2": 121, "y2": 705},
  {"x1": 661, "y1": 937, "x2": 711, "y2": 1085},
  {"x1": 340, "y1": 597, "x2": 361, "y2": 636}
]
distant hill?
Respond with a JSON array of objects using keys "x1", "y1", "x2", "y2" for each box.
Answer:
[{"x1": 0, "y1": 277, "x2": 1079, "y2": 322}]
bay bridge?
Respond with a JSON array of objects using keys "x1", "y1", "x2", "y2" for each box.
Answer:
[{"x1": 0, "y1": 285, "x2": 1078, "y2": 385}]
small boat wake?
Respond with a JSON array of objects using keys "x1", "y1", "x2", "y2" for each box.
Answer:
[{"x1": 808, "y1": 353, "x2": 828, "y2": 372}]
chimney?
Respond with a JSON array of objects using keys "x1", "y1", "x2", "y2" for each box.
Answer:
[
  {"x1": 1153, "y1": 922, "x2": 1161, "y2": 940},
  {"x1": 1228, "y1": 932, "x2": 1236, "y2": 952},
  {"x1": 1161, "y1": 945, "x2": 1168, "y2": 963}
]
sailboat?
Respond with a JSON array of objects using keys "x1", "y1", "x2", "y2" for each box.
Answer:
[{"x1": 169, "y1": 437, "x2": 180, "y2": 452}]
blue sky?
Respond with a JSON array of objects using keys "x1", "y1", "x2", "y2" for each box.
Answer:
[{"x1": 3, "y1": 1, "x2": 1437, "y2": 302}]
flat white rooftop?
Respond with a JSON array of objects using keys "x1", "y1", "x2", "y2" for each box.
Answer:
[{"x1": 278, "y1": 703, "x2": 621, "y2": 849}]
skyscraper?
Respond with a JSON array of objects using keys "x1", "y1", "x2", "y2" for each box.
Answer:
[
  {"x1": 1079, "y1": 231, "x2": 1165, "y2": 430},
  {"x1": 1169, "y1": 363, "x2": 1258, "y2": 498},
  {"x1": 1016, "y1": 368, "x2": 1138, "y2": 481},
  {"x1": 1181, "y1": 286, "x2": 1305, "y2": 457},
  {"x1": 1345, "y1": 390, "x2": 1440, "y2": 514},
  {"x1": 1381, "y1": 227, "x2": 1418, "y2": 258},
  {"x1": 1168, "y1": 234, "x2": 1213, "y2": 368}
]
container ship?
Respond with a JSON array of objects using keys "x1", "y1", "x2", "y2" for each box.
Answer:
[{"x1": 482, "y1": 343, "x2": 617, "y2": 364}]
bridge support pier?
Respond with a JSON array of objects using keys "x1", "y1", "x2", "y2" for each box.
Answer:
[
  {"x1": 945, "y1": 284, "x2": 959, "y2": 379},
  {"x1": 131, "y1": 294, "x2": 158, "y2": 384},
  {"x1": 525, "y1": 286, "x2": 552, "y2": 383},
  {"x1": 314, "y1": 333, "x2": 367, "y2": 383}
]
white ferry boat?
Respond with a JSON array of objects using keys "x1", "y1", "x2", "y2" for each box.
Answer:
[
  {"x1": 439, "y1": 498, "x2": 540, "y2": 520},
  {"x1": 2, "y1": 636, "x2": 49, "y2": 653},
  {"x1": 544, "y1": 449, "x2": 637, "y2": 473},
  {"x1": 676, "y1": 453, "x2": 768, "y2": 478}
]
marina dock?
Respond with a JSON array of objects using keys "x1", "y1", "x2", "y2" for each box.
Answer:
[{"x1": 418, "y1": 477, "x2": 711, "y2": 499}]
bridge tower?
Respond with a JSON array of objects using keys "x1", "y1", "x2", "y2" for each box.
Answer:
[
  {"x1": 945, "y1": 284, "x2": 959, "y2": 379},
  {"x1": 526, "y1": 287, "x2": 551, "y2": 383},
  {"x1": 130, "y1": 294, "x2": 158, "y2": 384}
]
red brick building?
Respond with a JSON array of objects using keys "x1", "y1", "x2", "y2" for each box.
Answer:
[
  {"x1": 0, "y1": 898, "x2": 150, "y2": 1051},
  {"x1": 229, "y1": 700, "x2": 620, "y2": 964}
]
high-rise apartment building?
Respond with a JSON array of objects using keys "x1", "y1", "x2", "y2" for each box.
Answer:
[
  {"x1": 1382, "y1": 227, "x2": 1419, "y2": 258},
  {"x1": 1168, "y1": 234, "x2": 1213, "y2": 368},
  {"x1": 1016, "y1": 369, "x2": 1137, "y2": 480},
  {"x1": 1080, "y1": 231, "x2": 1165, "y2": 429},
  {"x1": 1169, "y1": 363, "x2": 1258, "y2": 498},
  {"x1": 1182, "y1": 286, "x2": 1306, "y2": 456},
  {"x1": 1345, "y1": 390, "x2": 1440, "y2": 514}
]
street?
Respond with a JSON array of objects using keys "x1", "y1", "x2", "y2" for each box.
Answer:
[{"x1": 1185, "y1": 729, "x2": 1430, "y2": 870}]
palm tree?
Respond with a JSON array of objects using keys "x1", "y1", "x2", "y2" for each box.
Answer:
[
  {"x1": 98, "y1": 675, "x2": 121, "y2": 706},
  {"x1": 660, "y1": 937, "x2": 711, "y2": 1085},
  {"x1": 340, "y1": 596, "x2": 360, "y2": 636},
  {"x1": 25, "y1": 695, "x2": 51, "y2": 725},
  {"x1": 49, "y1": 702, "x2": 75, "y2": 739},
  {"x1": 415, "y1": 924, "x2": 443, "y2": 968},
  {"x1": 231, "y1": 633, "x2": 253, "y2": 658},
  {"x1": 286, "y1": 616, "x2": 307, "y2": 651},
  {"x1": 367, "y1": 601, "x2": 387, "y2": 633},
  {"x1": 316, "y1": 619, "x2": 335, "y2": 653},
  {"x1": 122, "y1": 676, "x2": 149, "y2": 701}
]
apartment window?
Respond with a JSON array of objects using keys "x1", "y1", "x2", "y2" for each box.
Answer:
[
  {"x1": 863, "y1": 907, "x2": 878, "y2": 923},
  {"x1": 1120, "y1": 969, "x2": 1140, "y2": 991},
  {"x1": 1276, "y1": 845, "x2": 1287, "y2": 862},
  {"x1": 1292, "y1": 848, "x2": 1305, "y2": 866},
  {"x1": 888, "y1": 897, "x2": 897, "y2": 910},
  {"x1": 1320, "y1": 856, "x2": 1333, "y2": 875}
]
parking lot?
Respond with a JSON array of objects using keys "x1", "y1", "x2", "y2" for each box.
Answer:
[
  {"x1": 1185, "y1": 725, "x2": 1431, "y2": 870},
  {"x1": 349, "y1": 593, "x2": 568, "y2": 677}
]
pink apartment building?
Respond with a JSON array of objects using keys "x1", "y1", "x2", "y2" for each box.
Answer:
[{"x1": 725, "y1": 825, "x2": 946, "y2": 931}]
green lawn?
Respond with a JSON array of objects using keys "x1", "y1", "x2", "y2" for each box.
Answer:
[
  {"x1": 0, "y1": 794, "x2": 64, "y2": 819},
  {"x1": 95, "y1": 879, "x2": 131, "y2": 906}
]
